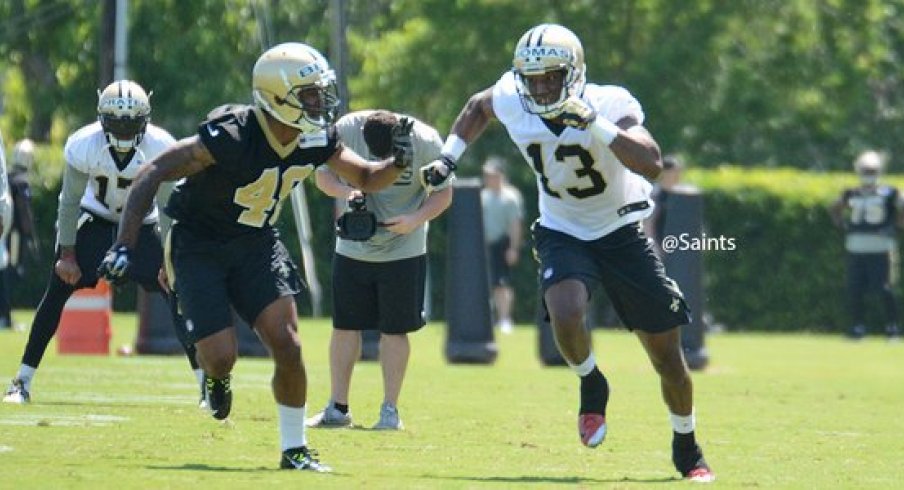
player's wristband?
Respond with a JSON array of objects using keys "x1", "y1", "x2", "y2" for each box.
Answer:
[
  {"x1": 439, "y1": 155, "x2": 458, "y2": 172},
  {"x1": 589, "y1": 116, "x2": 620, "y2": 145},
  {"x1": 59, "y1": 247, "x2": 77, "y2": 261},
  {"x1": 441, "y1": 134, "x2": 467, "y2": 161}
]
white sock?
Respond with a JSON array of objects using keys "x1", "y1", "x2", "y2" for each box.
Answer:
[
  {"x1": 277, "y1": 404, "x2": 307, "y2": 451},
  {"x1": 670, "y1": 409, "x2": 696, "y2": 434},
  {"x1": 193, "y1": 369, "x2": 204, "y2": 385},
  {"x1": 16, "y1": 365, "x2": 36, "y2": 389},
  {"x1": 568, "y1": 353, "x2": 596, "y2": 377}
]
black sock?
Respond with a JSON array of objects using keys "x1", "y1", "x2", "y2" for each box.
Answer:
[
  {"x1": 672, "y1": 431, "x2": 697, "y2": 449},
  {"x1": 672, "y1": 431, "x2": 705, "y2": 474},
  {"x1": 578, "y1": 367, "x2": 609, "y2": 415},
  {"x1": 333, "y1": 402, "x2": 349, "y2": 414}
]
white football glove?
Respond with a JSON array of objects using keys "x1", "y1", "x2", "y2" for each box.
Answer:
[{"x1": 553, "y1": 96, "x2": 598, "y2": 130}]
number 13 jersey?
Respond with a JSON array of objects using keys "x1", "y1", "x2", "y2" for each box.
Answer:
[{"x1": 492, "y1": 71, "x2": 653, "y2": 241}]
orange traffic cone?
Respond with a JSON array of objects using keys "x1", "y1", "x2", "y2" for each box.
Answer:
[{"x1": 57, "y1": 280, "x2": 112, "y2": 355}]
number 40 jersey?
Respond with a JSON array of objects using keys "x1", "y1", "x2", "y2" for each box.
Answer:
[
  {"x1": 492, "y1": 71, "x2": 653, "y2": 241},
  {"x1": 165, "y1": 105, "x2": 339, "y2": 239},
  {"x1": 64, "y1": 120, "x2": 176, "y2": 224}
]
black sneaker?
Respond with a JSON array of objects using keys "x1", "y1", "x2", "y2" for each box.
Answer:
[
  {"x1": 203, "y1": 374, "x2": 232, "y2": 420},
  {"x1": 280, "y1": 446, "x2": 332, "y2": 472},
  {"x1": 2, "y1": 378, "x2": 30, "y2": 404},
  {"x1": 672, "y1": 439, "x2": 715, "y2": 482}
]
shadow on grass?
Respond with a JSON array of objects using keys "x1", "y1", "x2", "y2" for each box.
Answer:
[
  {"x1": 146, "y1": 464, "x2": 352, "y2": 477},
  {"x1": 145, "y1": 464, "x2": 273, "y2": 473},
  {"x1": 425, "y1": 474, "x2": 678, "y2": 485}
]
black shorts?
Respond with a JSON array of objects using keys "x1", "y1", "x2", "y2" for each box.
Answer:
[
  {"x1": 167, "y1": 224, "x2": 302, "y2": 342},
  {"x1": 331, "y1": 254, "x2": 426, "y2": 335},
  {"x1": 532, "y1": 221, "x2": 690, "y2": 333},
  {"x1": 64, "y1": 210, "x2": 162, "y2": 291},
  {"x1": 847, "y1": 251, "x2": 892, "y2": 292},
  {"x1": 487, "y1": 236, "x2": 512, "y2": 287}
]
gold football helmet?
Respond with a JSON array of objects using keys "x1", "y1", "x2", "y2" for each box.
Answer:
[
  {"x1": 12, "y1": 138, "x2": 35, "y2": 171},
  {"x1": 512, "y1": 24, "x2": 586, "y2": 117},
  {"x1": 854, "y1": 150, "x2": 884, "y2": 186},
  {"x1": 97, "y1": 80, "x2": 151, "y2": 152},
  {"x1": 252, "y1": 42, "x2": 339, "y2": 133}
]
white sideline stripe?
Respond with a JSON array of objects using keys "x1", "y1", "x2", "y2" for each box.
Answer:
[
  {"x1": 0, "y1": 445, "x2": 13, "y2": 453},
  {"x1": 63, "y1": 296, "x2": 110, "y2": 310},
  {"x1": 0, "y1": 413, "x2": 129, "y2": 427},
  {"x1": 57, "y1": 392, "x2": 194, "y2": 405}
]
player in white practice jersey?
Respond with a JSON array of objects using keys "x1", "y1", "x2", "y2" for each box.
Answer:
[
  {"x1": 3, "y1": 80, "x2": 201, "y2": 405},
  {"x1": 419, "y1": 24, "x2": 714, "y2": 482}
]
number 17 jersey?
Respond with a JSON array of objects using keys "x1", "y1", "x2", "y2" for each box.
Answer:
[{"x1": 492, "y1": 71, "x2": 653, "y2": 241}]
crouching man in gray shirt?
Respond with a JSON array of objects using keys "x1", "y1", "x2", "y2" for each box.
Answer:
[{"x1": 307, "y1": 110, "x2": 453, "y2": 430}]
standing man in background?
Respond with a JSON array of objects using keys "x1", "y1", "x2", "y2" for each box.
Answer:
[
  {"x1": 308, "y1": 110, "x2": 453, "y2": 431},
  {"x1": 644, "y1": 155, "x2": 683, "y2": 258},
  {"x1": 481, "y1": 156, "x2": 523, "y2": 334},
  {"x1": 830, "y1": 150, "x2": 903, "y2": 340},
  {"x1": 4, "y1": 140, "x2": 42, "y2": 326}
]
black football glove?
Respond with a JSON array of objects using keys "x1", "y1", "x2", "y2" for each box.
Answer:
[
  {"x1": 418, "y1": 156, "x2": 457, "y2": 191},
  {"x1": 97, "y1": 245, "x2": 131, "y2": 285},
  {"x1": 391, "y1": 117, "x2": 415, "y2": 168}
]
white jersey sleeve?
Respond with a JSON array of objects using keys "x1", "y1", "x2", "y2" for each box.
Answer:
[
  {"x1": 492, "y1": 71, "x2": 526, "y2": 127},
  {"x1": 63, "y1": 123, "x2": 102, "y2": 175},
  {"x1": 586, "y1": 85, "x2": 644, "y2": 126},
  {"x1": 141, "y1": 125, "x2": 177, "y2": 157}
]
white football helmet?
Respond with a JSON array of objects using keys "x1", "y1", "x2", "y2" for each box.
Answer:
[
  {"x1": 252, "y1": 42, "x2": 339, "y2": 134},
  {"x1": 12, "y1": 138, "x2": 35, "y2": 171},
  {"x1": 854, "y1": 150, "x2": 884, "y2": 186},
  {"x1": 97, "y1": 80, "x2": 151, "y2": 153},
  {"x1": 512, "y1": 23, "x2": 586, "y2": 117}
]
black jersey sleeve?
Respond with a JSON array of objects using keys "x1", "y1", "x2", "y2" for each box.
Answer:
[{"x1": 197, "y1": 105, "x2": 251, "y2": 169}]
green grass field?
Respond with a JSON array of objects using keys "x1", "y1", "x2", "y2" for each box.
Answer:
[{"x1": 1, "y1": 310, "x2": 902, "y2": 489}]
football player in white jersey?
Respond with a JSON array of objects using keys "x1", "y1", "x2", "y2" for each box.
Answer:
[
  {"x1": 420, "y1": 24, "x2": 714, "y2": 482},
  {"x1": 3, "y1": 80, "x2": 202, "y2": 405}
]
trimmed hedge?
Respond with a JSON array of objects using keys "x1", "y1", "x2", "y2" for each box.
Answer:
[
  {"x1": 687, "y1": 166, "x2": 904, "y2": 332},
  {"x1": 10, "y1": 142, "x2": 900, "y2": 332}
]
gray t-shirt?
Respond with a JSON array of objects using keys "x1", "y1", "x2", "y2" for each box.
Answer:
[
  {"x1": 321, "y1": 111, "x2": 443, "y2": 262},
  {"x1": 482, "y1": 184, "x2": 523, "y2": 244}
]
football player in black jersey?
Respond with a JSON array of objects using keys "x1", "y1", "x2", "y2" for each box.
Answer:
[
  {"x1": 830, "y1": 150, "x2": 904, "y2": 340},
  {"x1": 99, "y1": 43, "x2": 414, "y2": 472}
]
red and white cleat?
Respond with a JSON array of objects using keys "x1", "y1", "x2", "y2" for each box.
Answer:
[{"x1": 578, "y1": 413, "x2": 607, "y2": 447}]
